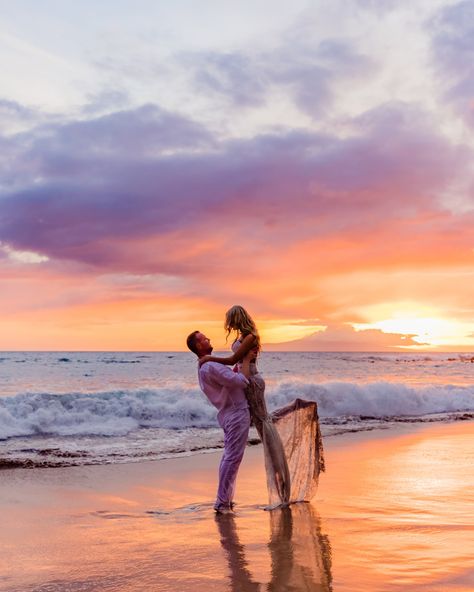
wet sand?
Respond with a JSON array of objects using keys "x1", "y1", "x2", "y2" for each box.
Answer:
[{"x1": 1, "y1": 420, "x2": 473, "y2": 592}]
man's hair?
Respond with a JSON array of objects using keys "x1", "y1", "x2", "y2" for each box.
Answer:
[{"x1": 186, "y1": 330, "x2": 200, "y2": 355}]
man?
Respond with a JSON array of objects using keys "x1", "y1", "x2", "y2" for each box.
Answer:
[{"x1": 187, "y1": 330, "x2": 253, "y2": 513}]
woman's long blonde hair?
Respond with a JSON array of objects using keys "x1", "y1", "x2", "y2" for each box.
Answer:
[{"x1": 225, "y1": 305, "x2": 260, "y2": 350}]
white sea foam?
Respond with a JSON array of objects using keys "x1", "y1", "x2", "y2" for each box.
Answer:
[
  {"x1": 268, "y1": 381, "x2": 474, "y2": 419},
  {"x1": 1, "y1": 381, "x2": 473, "y2": 441},
  {"x1": 0, "y1": 388, "x2": 216, "y2": 440}
]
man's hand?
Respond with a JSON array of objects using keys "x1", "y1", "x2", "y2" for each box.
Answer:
[
  {"x1": 243, "y1": 349, "x2": 256, "y2": 361},
  {"x1": 240, "y1": 349, "x2": 255, "y2": 379},
  {"x1": 199, "y1": 355, "x2": 212, "y2": 367},
  {"x1": 243, "y1": 348, "x2": 257, "y2": 365}
]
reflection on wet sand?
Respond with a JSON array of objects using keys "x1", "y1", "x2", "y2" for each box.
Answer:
[
  {"x1": 215, "y1": 513, "x2": 260, "y2": 591},
  {"x1": 216, "y1": 503, "x2": 332, "y2": 591}
]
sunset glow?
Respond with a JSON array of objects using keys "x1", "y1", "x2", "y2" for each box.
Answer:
[
  {"x1": 355, "y1": 317, "x2": 474, "y2": 349},
  {"x1": 1, "y1": 1, "x2": 473, "y2": 351}
]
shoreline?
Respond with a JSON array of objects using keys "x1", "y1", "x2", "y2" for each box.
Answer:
[
  {"x1": 2, "y1": 412, "x2": 473, "y2": 470},
  {"x1": 1, "y1": 419, "x2": 473, "y2": 591}
]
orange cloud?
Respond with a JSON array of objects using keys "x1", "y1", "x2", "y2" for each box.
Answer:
[{"x1": 264, "y1": 324, "x2": 424, "y2": 352}]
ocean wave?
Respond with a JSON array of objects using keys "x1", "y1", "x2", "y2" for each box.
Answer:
[
  {"x1": 0, "y1": 381, "x2": 473, "y2": 441},
  {"x1": 0, "y1": 388, "x2": 216, "y2": 440},
  {"x1": 268, "y1": 380, "x2": 474, "y2": 419}
]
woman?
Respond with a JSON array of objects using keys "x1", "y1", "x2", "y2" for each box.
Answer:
[{"x1": 199, "y1": 305, "x2": 325, "y2": 508}]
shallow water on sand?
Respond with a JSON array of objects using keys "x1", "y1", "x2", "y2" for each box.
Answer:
[
  {"x1": 320, "y1": 422, "x2": 474, "y2": 591},
  {"x1": 0, "y1": 421, "x2": 473, "y2": 591},
  {"x1": 1, "y1": 351, "x2": 474, "y2": 468}
]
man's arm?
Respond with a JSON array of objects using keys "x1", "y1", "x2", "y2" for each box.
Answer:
[
  {"x1": 204, "y1": 362, "x2": 249, "y2": 388},
  {"x1": 199, "y1": 335, "x2": 257, "y2": 367},
  {"x1": 201, "y1": 350, "x2": 254, "y2": 387}
]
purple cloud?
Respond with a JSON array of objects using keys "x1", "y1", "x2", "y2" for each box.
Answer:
[
  {"x1": 430, "y1": 1, "x2": 474, "y2": 126},
  {"x1": 189, "y1": 51, "x2": 267, "y2": 108},
  {"x1": 81, "y1": 89, "x2": 131, "y2": 116},
  {"x1": 0, "y1": 99, "x2": 45, "y2": 135},
  {"x1": 31, "y1": 104, "x2": 213, "y2": 163},
  {"x1": 271, "y1": 38, "x2": 374, "y2": 117},
  {"x1": 0, "y1": 99, "x2": 470, "y2": 276},
  {"x1": 185, "y1": 36, "x2": 374, "y2": 118},
  {"x1": 0, "y1": 99, "x2": 37, "y2": 121},
  {"x1": 354, "y1": 0, "x2": 399, "y2": 14}
]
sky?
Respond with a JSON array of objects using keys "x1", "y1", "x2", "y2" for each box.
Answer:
[{"x1": 1, "y1": 0, "x2": 474, "y2": 351}]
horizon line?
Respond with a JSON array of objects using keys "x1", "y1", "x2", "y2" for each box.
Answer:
[{"x1": 0, "y1": 349, "x2": 473, "y2": 354}]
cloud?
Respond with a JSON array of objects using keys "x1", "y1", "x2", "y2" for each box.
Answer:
[
  {"x1": 354, "y1": 0, "x2": 400, "y2": 13},
  {"x1": 0, "y1": 103, "x2": 216, "y2": 258},
  {"x1": 31, "y1": 103, "x2": 214, "y2": 159},
  {"x1": 189, "y1": 51, "x2": 267, "y2": 108},
  {"x1": 183, "y1": 35, "x2": 374, "y2": 117},
  {"x1": 0, "y1": 98, "x2": 45, "y2": 134},
  {"x1": 0, "y1": 98, "x2": 36, "y2": 121},
  {"x1": 430, "y1": 1, "x2": 474, "y2": 126},
  {"x1": 81, "y1": 89, "x2": 131, "y2": 116},
  {"x1": 1, "y1": 93, "x2": 473, "y2": 340},
  {"x1": 272, "y1": 38, "x2": 374, "y2": 117},
  {"x1": 264, "y1": 323, "x2": 423, "y2": 351},
  {"x1": 286, "y1": 318, "x2": 324, "y2": 326},
  {"x1": 0, "y1": 100, "x2": 471, "y2": 279},
  {"x1": 2, "y1": 1, "x2": 474, "y2": 350}
]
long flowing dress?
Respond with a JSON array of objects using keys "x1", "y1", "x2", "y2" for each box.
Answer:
[{"x1": 232, "y1": 340, "x2": 325, "y2": 508}]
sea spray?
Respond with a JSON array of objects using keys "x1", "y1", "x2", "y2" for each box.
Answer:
[{"x1": 1, "y1": 381, "x2": 473, "y2": 441}]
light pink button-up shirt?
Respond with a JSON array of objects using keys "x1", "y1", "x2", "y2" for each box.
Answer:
[{"x1": 198, "y1": 362, "x2": 249, "y2": 425}]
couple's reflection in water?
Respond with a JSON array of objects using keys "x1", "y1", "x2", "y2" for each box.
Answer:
[{"x1": 215, "y1": 503, "x2": 332, "y2": 592}]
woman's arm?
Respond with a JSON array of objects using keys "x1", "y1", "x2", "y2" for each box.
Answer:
[{"x1": 199, "y1": 334, "x2": 257, "y2": 366}]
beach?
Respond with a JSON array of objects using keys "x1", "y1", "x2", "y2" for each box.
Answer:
[
  {"x1": 1, "y1": 419, "x2": 473, "y2": 592},
  {"x1": 3, "y1": 2, "x2": 474, "y2": 590}
]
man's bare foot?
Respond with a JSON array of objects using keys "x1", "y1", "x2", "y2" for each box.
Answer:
[{"x1": 214, "y1": 503, "x2": 234, "y2": 515}]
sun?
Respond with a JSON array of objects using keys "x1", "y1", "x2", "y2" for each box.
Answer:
[
  {"x1": 369, "y1": 317, "x2": 457, "y2": 346},
  {"x1": 353, "y1": 303, "x2": 474, "y2": 349}
]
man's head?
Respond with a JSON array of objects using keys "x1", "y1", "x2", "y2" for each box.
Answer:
[{"x1": 186, "y1": 331, "x2": 213, "y2": 357}]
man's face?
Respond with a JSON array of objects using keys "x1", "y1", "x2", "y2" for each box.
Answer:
[{"x1": 195, "y1": 332, "x2": 213, "y2": 356}]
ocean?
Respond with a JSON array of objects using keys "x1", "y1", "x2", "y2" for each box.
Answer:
[{"x1": 1, "y1": 351, "x2": 473, "y2": 468}]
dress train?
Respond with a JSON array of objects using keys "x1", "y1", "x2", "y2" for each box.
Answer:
[{"x1": 245, "y1": 375, "x2": 325, "y2": 508}]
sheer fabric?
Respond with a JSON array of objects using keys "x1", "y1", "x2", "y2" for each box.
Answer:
[
  {"x1": 246, "y1": 375, "x2": 325, "y2": 508},
  {"x1": 233, "y1": 339, "x2": 325, "y2": 507}
]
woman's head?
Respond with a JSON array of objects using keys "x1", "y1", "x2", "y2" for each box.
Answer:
[{"x1": 225, "y1": 305, "x2": 260, "y2": 347}]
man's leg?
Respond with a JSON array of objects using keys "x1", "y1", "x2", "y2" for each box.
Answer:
[{"x1": 215, "y1": 408, "x2": 250, "y2": 510}]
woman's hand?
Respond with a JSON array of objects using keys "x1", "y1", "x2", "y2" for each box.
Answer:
[{"x1": 199, "y1": 355, "x2": 212, "y2": 367}]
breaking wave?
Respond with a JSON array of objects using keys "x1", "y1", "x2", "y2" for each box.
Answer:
[{"x1": 1, "y1": 381, "x2": 474, "y2": 441}]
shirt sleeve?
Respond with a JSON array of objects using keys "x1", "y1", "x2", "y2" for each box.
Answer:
[{"x1": 206, "y1": 362, "x2": 249, "y2": 388}]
